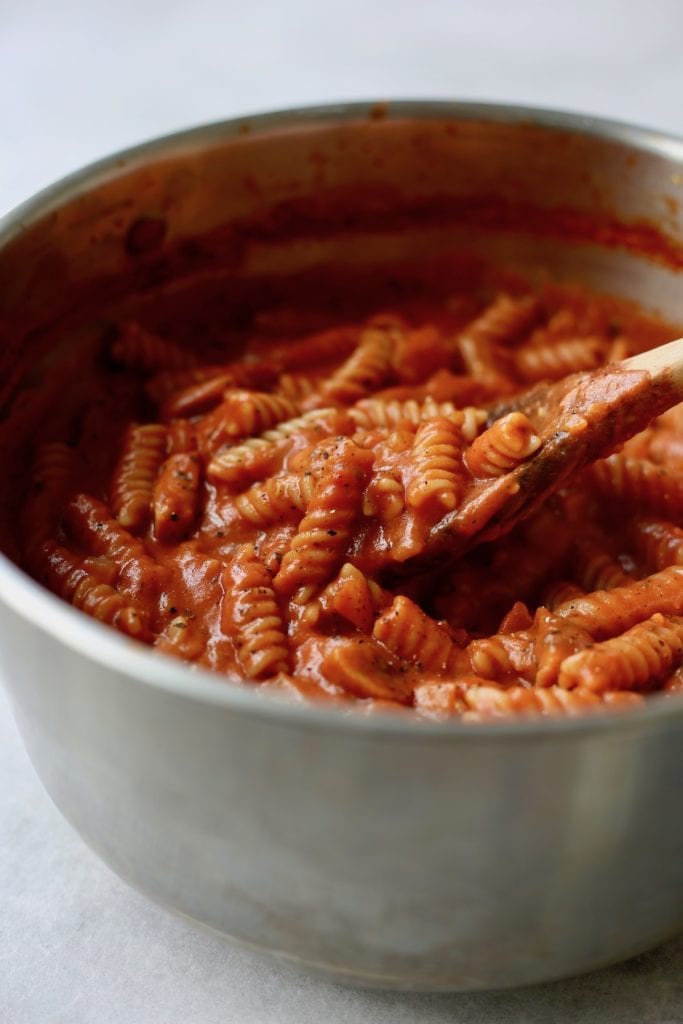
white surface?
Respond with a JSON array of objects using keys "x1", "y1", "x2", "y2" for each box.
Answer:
[{"x1": 1, "y1": 2, "x2": 683, "y2": 1020}]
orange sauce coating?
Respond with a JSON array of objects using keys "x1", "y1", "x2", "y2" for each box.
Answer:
[{"x1": 15, "y1": 275, "x2": 683, "y2": 721}]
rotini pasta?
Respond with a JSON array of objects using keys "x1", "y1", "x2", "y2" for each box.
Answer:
[
  {"x1": 221, "y1": 544, "x2": 289, "y2": 678},
  {"x1": 514, "y1": 337, "x2": 606, "y2": 382},
  {"x1": 405, "y1": 417, "x2": 464, "y2": 512},
  {"x1": 111, "y1": 322, "x2": 198, "y2": 372},
  {"x1": 557, "y1": 565, "x2": 683, "y2": 638},
  {"x1": 23, "y1": 442, "x2": 78, "y2": 570},
  {"x1": 414, "y1": 678, "x2": 643, "y2": 719},
  {"x1": 316, "y1": 316, "x2": 402, "y2": 405},
  {"x1": 574, "y1": 540, "x2": 634, "y2": 592},
  {"x1": 157, "y1": 361, "x2": 281, "y2": 419},
  {"x1": 160, "y1": 372, "x2": 237, "y2": 420},
  {"x1": 198, "y1": 390, "x2": 300, "y2": 448},
  {"x1": 153, "y1": 453, "x2": 201, "y2": 543},
  {"x1": 15, "y1": 279, "x2": 683, "y2": 720},
  {"x1": 588, "y1": 454, "x2": 683, "y2": 519},
  {"x1": 543, "y1": 580, "x2": 585, "y2": 612},
  {"x1": 372, "y1": 596, "x2": 463, "y2": 673},
  {"x1": 234, "y1": 472, "x2": 317, "y2": 526},
  {"x1": 207, "y1": 408, "x2": 342, "y2": 486},
  {"x1": 534, "y1": 609, "x2": 593, "y2": 687},
  {"x1": 40, "y1": 539, "x2": 148, "y2": 639},
  {"x1": 558, "y1": 613, "x2": 683, "y2": 692},
  {"x1": 320, "y1": 638, "x2": 414, "y2": 702},
  {"x1": 628, "y1": 518, "x2": 683, "y2": 571},
  {"x1": 464, "y1": 412, "x2": 540, "y2": 478},
  {"x1": 274, "y1": 439, "x2": 373, "y2": 601},
  {"x1": 348, "y1": 396, "x2": 486, "y2": 438},
  {"x1": 317, "y1": 563, "x2": 389, "y2": 633},
  {"x1": 111, "y1": 424, "x2": 168, "y2": 532},
  {"x1": 466, "y1": 630, "x2": 536, "y2": 681},
  {"x1": 362, "y1": 472, "x2": 405, "y2": 521},
  {"x1": 62, "y1": 493, "x2": 168, "y2": 603},
  {"x1": 459, "y1": 683, "x2": 642, "y2": 720},
  {"x1": 455, "y1": 294, "x2": 538, "y2": 378}
]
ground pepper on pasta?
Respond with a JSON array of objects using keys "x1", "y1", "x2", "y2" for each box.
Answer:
[{"x1": 20, "y1": 279, "x2": 683, "y2": 721}]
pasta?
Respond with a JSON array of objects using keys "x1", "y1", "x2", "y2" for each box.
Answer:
[
  {"x1": 316, "y1": 316, "x2": 401, "y2": 404},
  {"x1": 39, "y1": 540, "x2": 149, "y2": 639},
  {"x1": 514, "y1": 336, "x2": 606, "y2": 382},
  {"x1": 15, "y1": 276, "x2": 683, "y2": 721},
  {"x1": 23, "y1": 442, "x2": 78, "y2": 571},
  {"x1": 153, "y1": 453, "x2": 201, "y2": 543},
  {"x1": 111, "y1": 424, "x2": 168, "y2": 532},
  {"x1": 628, "y1": 518, "x2": 683, "y2": 571},
  {"x1": 221, "y1": 543, "x2": 289, "y2": 678},
  {"x1": 467, "y1": 630, "x2": 536, "y2": 681},
  {"x1": 464, "y1": 412, "x2": 541, "y2": 478},
  {"x1": 348, "y1": 397, "x2": 485, "y2": 437},
  {"x1": 405, "y1": 417, "x2": 464, "y2": 511},
  {"x1": 207, "y1": 408, "x2": 343, "y2": 486},
  {"x1": 62, "y1": 493, "x2": 168, "y2": 603},
  {"x1": 415, "y1": 682, "x2": 643, "y2": 721},
  {"x1": 373, "y1": 596, "x2": 463, "y2": 673},
  {"x1": 234, "y1": 473, "x2": 316, "y2": 526},
  {"x1": 558, "y1": 614, "x2": 683, "y2": 692},
  {"x1": 588, "y1": 454, "x2": 683, "y2": 519},
  {"x1": 317, "y1": 563, "x2": 389, "y2": 633},
  {"x1": 455, "y1": 293, "x2": 538, "y2": 380},
  {"x1": 556, "y1": 566, "x2": 683, "y2": 639},
  {"x1": 198, "y1": 391, "x2": 301, "y2": 447},
  {"x1": 574, "y1": 540, "x2": 635, "y2": 592},
  {"x1": 111, "y1": 322, "x2": 198, "y2": 372},
  {"x1": 273, "y1": 438, "x2": 373, "y2": 601}
]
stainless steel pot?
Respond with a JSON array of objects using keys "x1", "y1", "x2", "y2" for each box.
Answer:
[{"x1": 0, "y1": 102, "x2": 682, "y2": 992}]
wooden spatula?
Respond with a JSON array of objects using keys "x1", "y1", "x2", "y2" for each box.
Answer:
[{"x1": 398, "y1": 336, "x2": 683, "y2": 574}]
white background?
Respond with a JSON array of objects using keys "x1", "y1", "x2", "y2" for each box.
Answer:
[{"x1": 1, "y1": 2, "x2": 683, "y2": 1021}]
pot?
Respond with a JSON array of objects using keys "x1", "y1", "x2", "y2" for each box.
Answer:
[{"x1": 0, "y1": 101, "x2": 682, "y2": 991}]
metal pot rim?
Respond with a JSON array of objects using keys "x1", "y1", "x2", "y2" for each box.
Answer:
[{"x1": 2, "y1": 98, "x2": 682, "y2": 737}]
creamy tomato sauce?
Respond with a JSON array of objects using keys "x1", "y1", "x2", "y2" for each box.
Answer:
[{"x1": 11, "y1": 266, "x2": 683, "y2": 720}]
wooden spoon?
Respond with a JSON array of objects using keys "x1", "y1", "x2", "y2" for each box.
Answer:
[{"x1": 398, "y1": 336, "x2": 683, "y2": 574}]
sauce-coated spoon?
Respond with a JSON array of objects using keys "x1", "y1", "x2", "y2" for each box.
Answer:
[{"x1": 400, "y1": 336, "x2": 683, "y2": 573}]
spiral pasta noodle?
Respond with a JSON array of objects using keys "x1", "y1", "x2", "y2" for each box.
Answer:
[
  {"x1": 222, "y1": 543, "x2": 289, "y2": 678},
  {"x1": 574, "y1": 541, "x2": 634, "y2": 592},
  {"x1": 464, "y1": 412, "x2": 541, "y2": 478},
  {"x1": 273, "y1": 439, "x2": 373, "y2": 601},
  {"x1": 373, "y1": 596, "x2": 462, "y2": 673},
  {"x1": 628, "y1": 518, "x2": 683, "y2": 571},
  {"x1": 199, "y1": 391, "x2": 301, "y2": 447},
  {"x1": 207, "y1": 408, "x2": 341, "y2": 486},
  {"x1": 559, "y1": 613, "x2": 683, "y2": 692},
  {"x1": 589, "y1": 454, "x2": 683, "y2": 519},
  {"x1": 111, "y1": 322, "x2": 197, "y2": 372},
  {"x1": 23, "y1": 442, "x2": 78, "y2": 570},
  {"x1": 557, "y1": 565, "x2": 683, "y2": 638},
  {"x1": 40, "y1": 540, "x2": 148, "y2": 639},
  {"x1": 153, "y1": 453, "x2": 201, "y2": 543},
  {"x1": 235, "y1": 473, "x2": 317, "y2": 526},
  {"x1": 349, "y1": 396, "x2": 486, "y2": 439},
  {"x1": 317, "y1": 316, "x2": 401, "y2": 404},
  {"x1": 406, "y1": 416, "x2": 464, "y2": 512},
  {"x1": 111, "y1": 424, "x2": 168, "y2": 532},
  {"x1": 456, "y1": 294, "x2": 538, "y2": 378},
  {"x1": 514, "y1": 337, "x2": 606, "y2": 382}
]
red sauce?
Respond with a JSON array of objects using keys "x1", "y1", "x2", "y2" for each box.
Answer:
[{"x1": 7, "y1": 265, "x2": 683, "y2": 721}]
